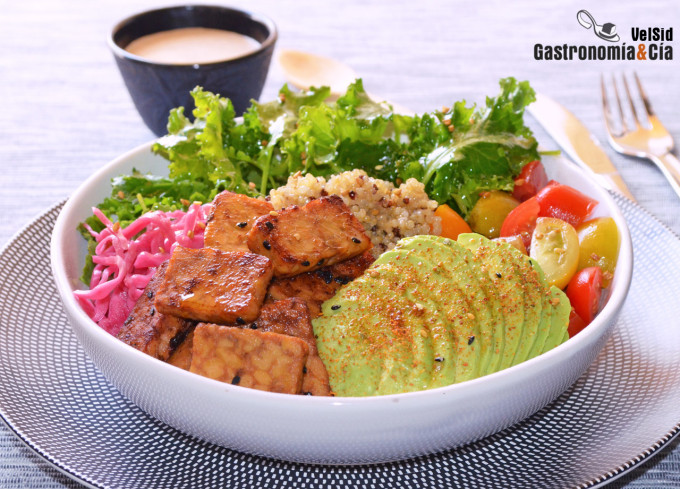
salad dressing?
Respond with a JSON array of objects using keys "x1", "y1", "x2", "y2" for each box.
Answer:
[{"x1": 125, "y1": 27, "x2": 260, "y2": 64}]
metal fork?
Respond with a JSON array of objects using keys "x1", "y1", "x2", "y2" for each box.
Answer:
[{"x1": 601, "y1": 72, "x2": 680, "y2": 199}]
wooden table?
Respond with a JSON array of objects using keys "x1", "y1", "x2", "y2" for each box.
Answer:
[{"x1": 1, "y1": 0, "x2": 678, "y2": 487}]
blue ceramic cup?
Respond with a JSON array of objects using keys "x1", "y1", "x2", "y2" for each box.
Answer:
[{"x1": 109, "y1": 5, "x2": 277, "y2": 136}]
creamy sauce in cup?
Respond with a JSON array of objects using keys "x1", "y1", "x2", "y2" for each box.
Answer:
[{"x1": 125, "y1": 27, "x2": 260, "y2": 64}]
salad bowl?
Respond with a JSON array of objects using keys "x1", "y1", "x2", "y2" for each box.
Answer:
[{"x1": 50, "y1": 141, "x2": 633, "y2": 465}]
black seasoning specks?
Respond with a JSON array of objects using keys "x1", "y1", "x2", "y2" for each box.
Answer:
[
  {"x1": 331, "y1": 304, "x2": 341, "y2": 311},
  {"x1": 236, "y1": 317, "x2": 245, "y2": 325},
  {"x1": 250, "y1": 323, "x2": 258, "y2": 330},
  {"x1": 263, "y1": 240, "x2": 271, "y2": 250},
  {"x1": 146, "y1": 290, "x2": 154, "y2": 299},
  {"x1": 317, "y1": 259, "x2": 324, "y2": 266},
  {"x1": 496, "y1": 272, "x2": 502, "y2": 278},
  {"x1": 231, "y1": 375, "x2": 241, "y2": 385},
  {"x1": 352, "y1": 237, "x2": 361, "y2": 244},
  {"x1": 265, "y1": 221, "x2": 274, "y2": 230},
  {"x1": 301, "y1": 260, "x2": 311, "y2": 267},
  {"x1": 434, "y1": 356, "x2": 445, "y2": 362},
  {"x1": 237, "y1": 221, "x2": 248, "y2": 228},
  {"x1": 468, "y1": 335, "x2": 475, "y2": 345}
]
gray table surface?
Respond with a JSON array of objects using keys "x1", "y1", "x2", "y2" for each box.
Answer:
[{"x1": 1, "y1": 0, "x2": 679, "y2": 487}]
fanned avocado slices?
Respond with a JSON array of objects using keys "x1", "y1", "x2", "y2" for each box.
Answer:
[
  {"x1": 457, "y1": 234, "x2": 524, "y2": 372},
  {"x1": 313, "y1": 234, "x2": 570, "y2": 397}
]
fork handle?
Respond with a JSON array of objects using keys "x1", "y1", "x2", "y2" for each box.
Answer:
[{"x1": 650, "y1": 153, "x2": 680, "y2": 200}]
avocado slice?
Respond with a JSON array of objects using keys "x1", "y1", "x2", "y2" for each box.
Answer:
[
  {"x1": 457, "y1": 234, "x2": 525, "y2": 372},
  {"x1": 542, "y1": 286, "x2": 570, "y2": 352}
]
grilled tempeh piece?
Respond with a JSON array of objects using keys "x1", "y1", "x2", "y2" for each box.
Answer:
[
  {"x1": 117, "y1": 261, "x2": 195, "y2": 361},
  {"x1": 167, "y1": 330, "x2": 194, "y2": 370},
  {"x1": 247, "y1": 195, "x2": 372, "y2": 277},
  {"x1": 249, "y1": 298, "x2": 331, "y2": 396},
  {"x1": 266, "y1": 251, "x2": 374, "y2": 318},
  {"x1": 204, "y1": 191, "x2": 274, "y2": 252},
  {"x1": 190, "y1": 323, "x2": 309, "y2": 394},
  {"x1": 155, "y1": 246, "x2": 273, "y2": 324}
]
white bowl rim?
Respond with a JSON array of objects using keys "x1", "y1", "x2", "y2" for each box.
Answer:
[{"x1": 50, "y1": 139, "x2": 634, "y2": 409}]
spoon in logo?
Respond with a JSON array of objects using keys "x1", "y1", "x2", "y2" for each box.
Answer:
[
  {"x1": 577, "y1": 10, "x2": 620, "y2": 42},
  {"x1": 277, "y1": 49, "x2": 413, "y2": 114}
]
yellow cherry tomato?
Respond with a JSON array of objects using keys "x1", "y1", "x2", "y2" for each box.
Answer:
[
  {"x1": 529, "y1": 217, "x2": 579, "y2": 289},
  {"x1": 576, "y1": 217, "x2": 620, "y2": 287},
  {"x1": 468, "y1": 191, "x2": 520, "y2": 239}
]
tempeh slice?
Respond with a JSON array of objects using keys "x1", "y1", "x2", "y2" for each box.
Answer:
[
  {"x1": 266, "y1": 251, "x2": 374, "y2": 317},
  {"x1": 204, "y1": 191, "x2": 274, "y2": 252},
  {"x1": 247, "y1": 195, "x2": 371, "y2": 277},
  {"x1": 167, "y1": 330, "x2": 194, "y2": 370},
  {"x1": 155, "y1": 246, "x2": 273, "y2": 324},
  {"x1": 117, "y1": 261, "x2": 195, "y2": 361},
  {"x1": 190, "y1": 323, "x2": 309, "y2": 394},
  {"x1": 249, "y1": 298, "x2": 331, "y2": 396}
]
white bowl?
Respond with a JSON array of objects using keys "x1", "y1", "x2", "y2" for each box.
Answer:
[{"x1": 50, "y1": 141, "x2": 633, "y2": 465}]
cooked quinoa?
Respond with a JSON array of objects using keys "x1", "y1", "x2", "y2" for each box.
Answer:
[{"x1": 268, "y1": 170, "x2": 442, "y2": 256}]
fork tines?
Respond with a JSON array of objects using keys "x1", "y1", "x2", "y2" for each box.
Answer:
[{"x1": 601, "y1": 72, "x2": 654, "y2": 137}]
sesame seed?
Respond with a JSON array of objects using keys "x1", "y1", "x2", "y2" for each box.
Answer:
[
  {"x1": 231, "y1": 375, "x2": 241, "y2": 385},
  {"x1": 496, "y1": 272, "x2": 502, "y2": 278},
  {"x1": 434, "y1": 356, "x2": 444, "y2": 362},
  {"x1": 352, "y1": 237, "x2": 361, "y2": 244},
  {"x1": 236, "y1": 317, "x2": 245, "y2": 325},
  {"x1": 263, "y1": 240, "x2": 271, "y2": 250},
  {"x1": 468, "y1": 335, "x2": 475, "y2": 345},
  {"x1": 237, "y1": 221, "x2": 247, "y2": 228},
  {"x1": 269, "y1": 211, "x2": 279, "y2": 217},
  {"x1": 331, "y1": 304, "x2": 341, "y2": 311},
  {"x1": 265, "y1": 221, "x2": 274, "y2": 230}
]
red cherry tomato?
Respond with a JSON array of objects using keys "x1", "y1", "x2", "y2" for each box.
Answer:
[
  {"x1": 567, "y1": 309, "x2": 588, "y2": 338},
  {"x1": 499, "y1": 196, "x2": 540, "y2": 250},
  {"x1": 512, "y1": 160, "x2": 549, "y2": 202},
  {"x1": 535, "y1": 182, "x2": 598, "y2": 227},
  {"x1": 565, "y1": 266, "x2": 603, "y2": 325}
]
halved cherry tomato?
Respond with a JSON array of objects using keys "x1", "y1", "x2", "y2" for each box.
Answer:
[
  {"x1": 512, "y1": 160, "x2": 549, "y2": 202},
  {"x1": 499, "y1": 196, "x2": 540, "y2": 250},
  {"x1": 468, "y1": 191, "x2": 519, "y2": 239},
  {"x1": 435, "y1": 204, "x2": 472, "y2": 240},
  {"x1": 529, "y1": 217, "x2": 580, "y2": 289},
  {"x1": 567, "y1": 309, "x2": 588, "y2": 337},
  {"x1": 565, "y1": 267, "x2": 603, "y2": 325},
  {"x1": 535, "y1": 182, "x2": 598, "y2": 227},
  {"x1": 576, "y1": 217, "x2": 620, "y2": 287}
]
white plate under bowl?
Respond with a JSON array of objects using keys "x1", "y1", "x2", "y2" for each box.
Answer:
[{"x1": 49, "y1": 142, "x2": 633, "y2": 465}]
